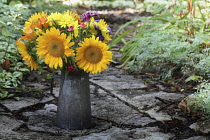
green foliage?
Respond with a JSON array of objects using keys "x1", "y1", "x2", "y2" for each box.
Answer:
[
  {"x1": 194, "y1": 81, "x2": 210, "y2": 117},
  {"x1": 0, "y1": 1, "x2": 32, "y2": 99},
  {"x1": 111, "y1": 0, "x2": 210, "y2": 81},
  {"x1": 81, "y1": 0, "x2": 134, "y2": 9},
  {"x1": 120, "y1": 26, "x2": 210, "y2": 79},
  {"x1": 30, "y1": 0, "x2": 70, "y2": 13}
]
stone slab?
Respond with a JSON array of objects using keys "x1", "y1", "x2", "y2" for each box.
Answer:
[
  {"x1": 145, "y1": 107, "x2": 172, "y2": 122},
  {"x1": 189, "y1": 120, "x2": 210, "y2": 134},
  {"x1": 1, "y1": 97, "x2": 54, "y2": 111},
  {"x1": 90, "y1": 71, "x2": 184, "y2": 111},
  {"x1": 0, "y1": 106, "x2": 4, "y2": 112},
  {"x1": 183, "y1": 136, "x2": 210, "y2": 140},
  {"x1": 0, "y1": 115, "x2": 31, "y2": 140},
  {"x1": 0, "y1": 86, "x2": 59, "y2": 111},
  {"x1": 0, "y1": 115, "x2": 24, "y2": 133},
  {"x1": 90, "y1": 75, "x2": 147, "y2": 91},
  {"x1": 73, "y1": 126, "x2": 174, "y2": 140},
  {"x1": 90, "y1": 73, "x2": 184, "y2": 123},
  {"x1": 23, "y1": 113, "x2": 112, "y2": 137},
  {"x1": 91, "y1": 94, "x2": 156, "y2": 127}
]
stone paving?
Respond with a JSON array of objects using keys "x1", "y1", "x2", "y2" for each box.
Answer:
[{"x1": 0, "y1": 67, "x2": 210, "y2": 140}]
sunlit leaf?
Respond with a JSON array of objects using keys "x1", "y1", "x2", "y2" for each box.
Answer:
[
  {"x1": 185, "y1": 76, "x2": 203, "y2": 82},
  {"x1": 14, "y1": 97, "x2": 20, "y2": 101},
  {"x1": 13, "y1": 71, "x2": 23, "y2": 79},
  {"x1": 1, "y1": 26, "x2": 13, "y2": 37},
  {"x1": 9, "y1": 0, "x2": 22, "y2": 6}
]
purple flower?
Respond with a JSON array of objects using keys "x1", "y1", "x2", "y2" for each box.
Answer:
[
  {"x1": 97, "y1": 33, "x2": 104, "y2": 41},
  {"x1": 107, "y1": 27, "x2": 112, "y2": 34},
  {"x1": 94, "y1": 25, "x2": 100, "y2": 30},
  {"x1": 93, "y1": 20, "x2": 100, "y2": 22},
  {"x1": 81, "y1": 11, "x2": 99, "y2": 22}
]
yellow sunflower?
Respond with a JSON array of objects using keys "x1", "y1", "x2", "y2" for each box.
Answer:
[
  {"x1": 36, "y1": 27, "x2": 75, "y2": 69},
  {"x1": 75, "y1": 36, "x2": 112, "y2": 74},
  {"x1": 16, "y1": 40, "x2": 39, "y2": 70}
]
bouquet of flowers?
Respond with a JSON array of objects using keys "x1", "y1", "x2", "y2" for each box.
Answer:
[{"x1": 16, "y1": 10, "x2": 113, "y2": 74}]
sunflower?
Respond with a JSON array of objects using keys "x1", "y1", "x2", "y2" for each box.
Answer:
[
  {"x1": 75, "y1": 36, "x2": 112, "y2": 74},
  {"x1": 16, "y1": 40, "x2": 39, "y2": 70},
  {"x1": 36, "y1": 27, "x2": 75, "y2": 69}
]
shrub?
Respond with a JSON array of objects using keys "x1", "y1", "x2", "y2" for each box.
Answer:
[
  {"x1": 194, "y1": 81, "x2": 210, "y2": 117},
  {"x1": 110, "y1": 0, "x2": 210, "y2": 82},
  {"x1": 0, "y1": 1, "x2": 32, "y2": 99}
]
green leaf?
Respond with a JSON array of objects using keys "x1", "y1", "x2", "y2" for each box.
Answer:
[
  {"x1": 113, "y1": 17, "x2": 148, "y2": 38},
  {"x1": 46, "y1": 74, "x2": 52, "y2": 79},
  {"x1": 109, "y1": 22, "x2": 157, "y2": 48},
  {"x1": 1, "y1": 27, "x2": 13, "y2": 37},
  {"x1": 197, "y1": 4, "x2": 206, "y2": 22},
  {"x1": 12, "y1": 71, "x2": 23, "y2": 79},
  {"x1": 19, "y1": 68, "x2": 29, "y2": 72},
  {"x1": 12, "y1": 82, "x2": 18, "y2": 87},
  {"x1": 8, "y1": 94, "x2": 14, "y2": 97},
  {"x1": 185, "y1": 76, "x2": 203, "y2": 82},
  {"x1": 149, "y1": 17, "x2": 170, "y2": 22},
  {"x1": 1, "y1": 92, "x2": 8, "y2": 98},
  {"x1": 153, "y1": 4, "x2": 166, "y2": 14},
  {"x1": 9, "y1": 1, "x2": 22, "y2": 6},
  {"x1": 109, "y1": 25, "x2": 142, "y2": 48},
  {"x1": 14, "y1": 97, "x2": 20, "y2": 101}
]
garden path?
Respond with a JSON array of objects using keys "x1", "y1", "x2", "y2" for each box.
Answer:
[{"x1": 0, "y1": 57, "x2": 209, "y2": 139}]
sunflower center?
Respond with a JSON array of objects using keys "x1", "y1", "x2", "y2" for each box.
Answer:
[
  {"x1": 84, "y1": 47, "x2": 102, "y2": 64},
  {"x1": 48, "y1": 39, "x2": 64, "y2": 57}
]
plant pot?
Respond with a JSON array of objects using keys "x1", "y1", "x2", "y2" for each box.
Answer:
[{"x1": 56, "y1": 70, "x2": 92, "y2": 130}]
